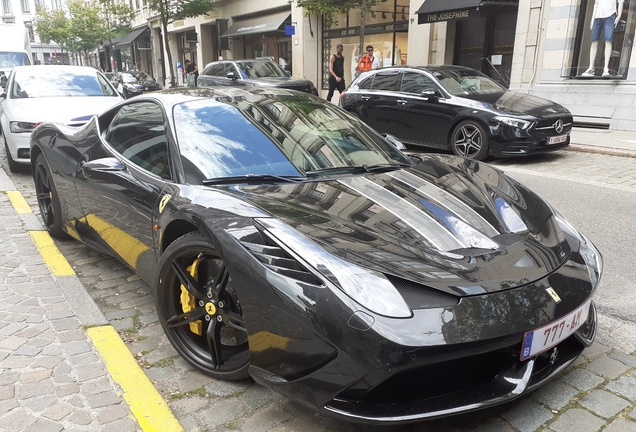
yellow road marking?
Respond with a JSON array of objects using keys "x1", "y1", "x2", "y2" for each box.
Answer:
[
  {"x1": 29, "y1": 231, "x2": 75, "y2": 276},
  {"x1": 87, "y1": 326, "x2": 184, "y2": 432},
  {"x1": 7, "y1": 191, "x2": 32, "y2": 214},
  {"x1": 85, "y1": 214, "x2": 149, "y2": 269}
]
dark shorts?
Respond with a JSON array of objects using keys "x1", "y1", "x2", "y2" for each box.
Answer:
[{"x1": 591, "y1": 13, "x2": 616, "y2": 42}]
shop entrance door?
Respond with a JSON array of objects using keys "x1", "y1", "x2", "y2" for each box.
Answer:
[{"x1": 453, "y1": 7, "x2": 518, "y2": 88}]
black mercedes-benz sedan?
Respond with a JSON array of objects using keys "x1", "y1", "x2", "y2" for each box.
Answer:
[
  {"x1": 31, "y1": 87, "x2": 600, "y2": 425},
  {"x1": 198, "y1": 59, "x2": 318, "y2": 95},
  {"x1": 341, "y1": 65, "x2": 573, "y2": 160}
]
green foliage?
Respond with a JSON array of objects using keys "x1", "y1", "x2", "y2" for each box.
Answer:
[
  {"x1": 293, "y1": 0, "x2": 386, "y2": 17},
  {"x1": 97, "y1": 0, "x2": 136, "y2": 44},
  {"x1": 67, "y1": 1, "x2": 105, "y2": 53},
  {"x1": 33, "y1": 6, "x2": 71, "y2": 50}
]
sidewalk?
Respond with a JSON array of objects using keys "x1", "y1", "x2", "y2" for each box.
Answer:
[
  {"x1": 569, "y1": 128, "x2": 636, "y2": 158},
  {"x1": 0, "y1": 169, "x2": 182, "y2": 431}
]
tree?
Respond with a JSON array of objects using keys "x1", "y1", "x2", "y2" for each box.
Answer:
[
  {"x1": 145, "y1": 0, "x2": 214, "y2": 87},
  {"x1": 67, "y1": 1, "x2": 106, "y2": 65},
  {"x1": 33, "y1": 6, "x2": 72, "y2": 63},
  {"x1": 97, "y1": 0, "x2": 136, "y2": 71}
]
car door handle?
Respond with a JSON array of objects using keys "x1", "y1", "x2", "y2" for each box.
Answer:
[
  {"x1": 397, "y1": 99, "x2": 407, "y2": 105},
  {"x1": 360, "y1": 96, "x2": 370, "y2": 101}
]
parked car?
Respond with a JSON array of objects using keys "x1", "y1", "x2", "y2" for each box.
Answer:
[
  {"x1": 31, "y1": 87, "x2": 600, "y2": 425},
  {"x1": 341, "y1": 65, "x2": 573, "y2": 160},
  {"x1": 198, "y1": 59, "x2": 318, "y2": 95},
  {"x1": 0, "y1": 65, "x2": 122, "y2": 172},
  {"x1": 111, "y1": 71, "x2": 162, "y2": 99}
]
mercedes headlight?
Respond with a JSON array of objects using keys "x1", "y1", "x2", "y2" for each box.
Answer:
[
  {"x1": 256, "y1": 218, "x2": 412, "y2": 318},
  {"x1": 494, "y1": 116, "x2": 534, "y2": 130}
]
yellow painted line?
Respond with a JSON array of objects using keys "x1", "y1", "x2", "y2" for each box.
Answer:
[
  {"x1": 7, "y1": 191, "x2": 32, "y2": 214},
  {"x1": 29, "y1": 231, "x2": 75, "y2": 276},
  {"x1": 85, "y1": 214, "x2": 148, "y2": 269},
  {"x1": 87, "y1": 326, "x2": 184, "y2": 432}
]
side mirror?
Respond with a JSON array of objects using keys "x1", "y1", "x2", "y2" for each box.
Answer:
[
  {"x1": 226, "y1": 72, "x2": 238, "y2": 80},
  {"x1": 0, "y1": 75, "x2": 7, "y2": 89},
  {"x1": 421, "y1": 89, "x2": 439, "y2": 100},
  {"x1": 382, "y1": 133, "x2": 407, "y2": 151}
]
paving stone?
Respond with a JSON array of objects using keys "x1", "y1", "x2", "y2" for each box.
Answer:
[
  {"x1": 549, "y1": 408, "x2": 606, "y2": 432},
  {"x1": 606, "y1": 375, "x2": 636, "y2": 402},
  {"x1": 21, "y1": 370, "x2": 52, "y2": 383},
  {"x1": 23, "y1": 395, "x2": 56, "y2": 412},
  {"x1": 0, "y1": 385, "x2": 14, "y2": 401},
  {"x1": 75, "y1": 363, "x2": 107, "y2": 382},
  {"x1": 239, "y1": 385, "x2": 282, "y2": 411},
  {"x1": 86, "y1": 391, "x2": 122, "y2": 409},
  {"x1": 581, "y1": 342, "x2": 612, "y2": 359},
  {"x1": 239, "y1": 399, "x2": 299, "y2": 432},
  {"x1": 586, "y1": 357, "x2": 631, "y2": 379},
  {"x1": 500, "y1": 399, "x2": 554, "y2": 432},
  {"x1": 55, "y1": 383, "x2": 80, "y2": 398},
  {"x1": 100, "y1": 416, "x2": 138, "y2": 432},
  {"x1": 560, "y1": 368, "x2": 605, "y2": 391},
  {"x1": 0, "y1": 408, "x2": 38, "y2": 430},
  {"x1": 56, "y1": 329, "x2": 86, "y2": 343},
  {"x1": 631, "y1": 407, "x2": 636, "y2": 420},
  {"x1": 22, "y1": 419, "x2": 63, "y2": 432},
  {"x1": 604, "y1": 418, "x2": 636, "y2": 432},
  {"x1": 19, "y1": 379, "x2": 54, "y2": 399},
  {"x1": 110, "y1": 317, "x2": 135, "y2": 331},
  {"x1": 0, "y1": 335, "x2": 26, "y2": 349},
  {"x1": 608, "y1": 351, "x2": 636, "y2": 367},
  {"x1": 194, "y1": 398, "x2": 248, "y2": 428},
  {"x1": 97, "y1": 404, "x2": 130, "y2": 424},
  {"x1": 205, "y1": 379, "x2": 252, "y2": 397},
  {"x1": 61, "y1": 340, "x2": 92, "y2": 356},
  {"x1": 79, "y1": 377, "x2": 115, "y2": 396},
  {"x1": 14, "y1": 344, "x2": 42, "y2": 356},
  {"x1": 0, "y1": 371, "x2": 19, "y2": 385},
  {"x1": 68, "y1": 410, "x2": 92, "y2": 426},
  {"x1": 531, "y1": 380, "x2": 580, "y2": 411},
  {"x1": 579, "y1": 389, "x2": 630, "y2": 418}
]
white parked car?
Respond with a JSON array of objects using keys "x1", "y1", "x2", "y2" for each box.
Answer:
[{"x1": 0, "y1": 65, "x2": 122, "y2": 172}]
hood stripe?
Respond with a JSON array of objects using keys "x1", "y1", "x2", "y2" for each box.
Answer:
[
  {"x1": 338, "y1": 176, "x2": 467, "y2": 251},
  {"x1": 388, "y1": 170, "x2": 500, "y2": 237}
]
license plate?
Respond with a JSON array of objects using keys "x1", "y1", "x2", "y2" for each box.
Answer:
[
  {"x1": 548, "y1": 135, "x2": 568, "y2": 145},
  {"x1": 520, "y1": 298, "x2": 591, "y2": 361}
]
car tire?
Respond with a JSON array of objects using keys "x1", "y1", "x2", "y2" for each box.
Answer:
[
  {"x1": 155, "y1": 231, "x2": 250, "y2": 380},
  {"x1": 34, "y1": 153, "x2": 67, "y2": 239},
  {"x1": 3, "y1": 132, "x2": 23, "y2": 173},
  {"x1": 451, "y1": 120, "x2": 490, "y2": 161}
]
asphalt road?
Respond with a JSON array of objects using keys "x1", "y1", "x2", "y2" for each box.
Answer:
[{"x1": 2, "y1": 141, "x2": 636, "y2": 431}]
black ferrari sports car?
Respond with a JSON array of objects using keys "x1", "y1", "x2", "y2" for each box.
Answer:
[{"x1": 30, "y1": 87, "x2": 601, "y2": 425}]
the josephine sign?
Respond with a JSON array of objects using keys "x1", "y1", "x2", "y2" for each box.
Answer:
[{"x1": 423, "y1": 9, "x2": 472, "y2": 23}]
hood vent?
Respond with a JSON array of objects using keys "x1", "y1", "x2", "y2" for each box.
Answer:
[{"x1": 386, "y1": 274, "x2": 459, "y2": 310}]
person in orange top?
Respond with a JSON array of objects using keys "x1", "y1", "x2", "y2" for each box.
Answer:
[{"x1": 357, "y1": 45, "x2": 380, "y2": 73}]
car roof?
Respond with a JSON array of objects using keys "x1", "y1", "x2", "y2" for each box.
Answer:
[
  {"x1": 12, "y1": 65, "x2": 102, "y2": 74},
  {"x1": 363, "y1": 65, "x2": 477, "y2": 74}
]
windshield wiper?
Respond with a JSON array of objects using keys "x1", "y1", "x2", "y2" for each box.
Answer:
[
  {"x1": 203, "y1": 174, "x2": 306, "y2": 186},
  {"x1": 305, "y1": 163, "x2": 411, "y2": 178}
]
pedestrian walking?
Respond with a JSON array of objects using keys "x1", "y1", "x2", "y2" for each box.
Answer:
[
  {"x1": 185, "y1": 59, "x2": 198, "y2": 87},
  {"x1": 326, "y1": 44, "x2": 345, "y2": 102}
]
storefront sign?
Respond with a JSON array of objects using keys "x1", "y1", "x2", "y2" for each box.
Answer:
[
  {"x1": 422, "y1": 8, "x2": 473, "y2": 23},
  {"x1": 322, "y1": 21, "x2": 409, "y2": 39}
]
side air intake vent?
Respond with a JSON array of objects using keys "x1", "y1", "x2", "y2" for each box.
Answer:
[{"x1": 240, "y1": 232, "x2": 322, "y2": 286}]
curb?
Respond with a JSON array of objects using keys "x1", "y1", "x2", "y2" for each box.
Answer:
[
  {"x1": 566, "y1": 144, "x2": 636, "y2": 158},
  {"x1": 4, "y1": 181, "x2": 184, "y2": 431}
]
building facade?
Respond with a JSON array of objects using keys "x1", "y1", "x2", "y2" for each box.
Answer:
[{"x1": 1, "y1": 0, "x2": 63, "y2": 65}]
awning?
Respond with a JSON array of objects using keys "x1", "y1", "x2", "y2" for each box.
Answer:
[
  {"x1": 115, "y1": 26, "x2": 149, "y2": 48},
  {"x1": 416, "y1": 0, "x2": 517, "y2": 23},
  {"x1": 222, "y1": 11, "x2": 290, "y2": 38}
]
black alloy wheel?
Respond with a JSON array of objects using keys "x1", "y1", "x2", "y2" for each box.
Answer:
[
  {"x1": 451, "y1": 120, "x2": 490, "y2": 161},
  {"x1": 155, "y1": 231, "x2": 250, "y2": 380},
  {"x1": 34, "y1": 154, "x2": 66, "y2": 239}
]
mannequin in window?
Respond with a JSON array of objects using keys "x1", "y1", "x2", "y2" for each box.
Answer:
[{"x1": 582, "y1": 0, "x2": 624, "y2": 77}]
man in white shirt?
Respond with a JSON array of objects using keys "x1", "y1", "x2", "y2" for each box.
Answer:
[{"x1": 582, "y1": 0, "x2": 624, "y2": 77}]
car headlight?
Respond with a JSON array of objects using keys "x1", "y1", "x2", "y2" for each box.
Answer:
[
  {"x1": 255, "y1": 218, "x2": 412, "y2": 318},
  {"x1": 10, "y1": 121, "x2": 37, "y2": 133},
  {"x1": 579, "y1": 233, "x2": 603, "y2": 288},
  {"x1": 494, "y1": 116, "x2": 534, "y2": 130}
]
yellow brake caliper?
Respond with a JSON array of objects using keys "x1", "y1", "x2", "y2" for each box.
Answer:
[{"x1": 180, "y1": 257, "x2": 204, "y2": 336}]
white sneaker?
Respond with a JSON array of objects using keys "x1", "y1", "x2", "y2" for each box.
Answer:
[
  {"x1": 602, "y1": 68, "x2": 610, "y2": 77},
  {"x1": 581, "y1": 68, "x2": 594, "y2": 77}
]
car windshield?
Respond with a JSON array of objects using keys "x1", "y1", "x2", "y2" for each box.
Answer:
[
  {"x1": 0, "y1": 52, "x2": 30, "y2": 68},
  {"x1": 121, "y1": 73, "x2": 137, "y2": 83},
  {"x1": 432, "y1": 69, "x2": 505, "y2": 96},
  {"x1": 11, "y1": 68, "x2": 118, "y2": 98},
  {"x1": 236, "y1": 61, "x2": 287, "y2": 79},
  {"x1": 130, "y1": 71, "x2": 153, "y2": 82},
  {"x1": 173, "y1": 93, "x2": 410, "y2": 183}
]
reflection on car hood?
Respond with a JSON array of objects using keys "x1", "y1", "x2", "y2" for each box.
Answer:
[
  {"x1": 462, "y1": 91, "x2": 571, "y2": 117},
  {"x1": 230, "y1": 155, "x2": 574, "y2": 296},
  {"x1": 248, "y1": 77, "x2": 314, "y2": 87},
  {"x1": 7, "y1": 96, "x2": 122, "y2": 123}
]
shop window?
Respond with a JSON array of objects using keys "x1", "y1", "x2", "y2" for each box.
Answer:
[{"x1": 567, "y1": 0, "x2": 634, "y2": 78}]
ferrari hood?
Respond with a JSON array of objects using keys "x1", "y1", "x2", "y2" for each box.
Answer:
[
  {"x1": 463, "y1": 91, "x2": 571, "y2": 118},
  {"x1": 7, "y1": 96, "x2": 122, "y2": 124},
  {"x1": 231, "y1": 155, "x2": 575, "y2": 296}
]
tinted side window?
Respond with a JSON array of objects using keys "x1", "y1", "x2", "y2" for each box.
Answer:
[
  {"x1": 203, "y1": 64, "x2": 225, "y2": 76},
  {"x1": 400, "y1": 71, "x2": 437, "y2": 94},
  {"x1": 371, "y1": 72, "x2": 400, "y2": 91},
  {"x1": 357, "y1": 75, "x2": 374, "y2": 90},
  {"x1": 105, "y1": 102, "x2": 170, "y2": 179}
]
